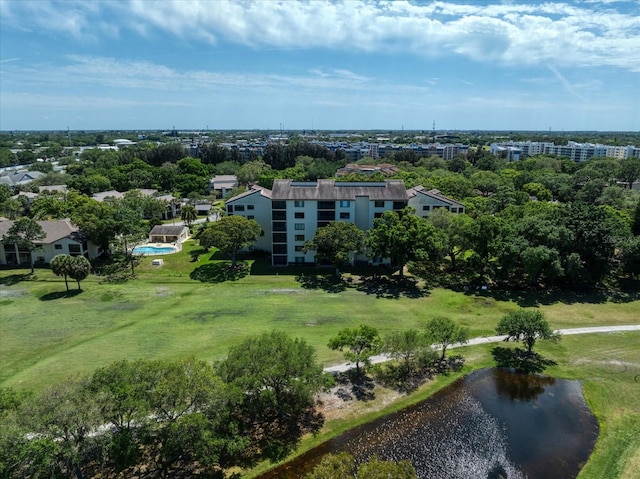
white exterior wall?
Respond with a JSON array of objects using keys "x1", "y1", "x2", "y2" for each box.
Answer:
[
  {"x1": 409, "y1": 194, "x2": 465, "y2": 219},
  {"x1": 226, "y1": 191, "x2": 272, "y2": 251}
]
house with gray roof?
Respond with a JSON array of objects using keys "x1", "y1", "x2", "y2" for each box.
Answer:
[
  {"x1": 407, "y1": 186, "x2": 466, "y2": 217},
  {"x1": 0, "y1": 169, "x2": 44, "y2": 187},
  {"x1": 0, "y1": 218, "x2": 99, "y2": 268}
]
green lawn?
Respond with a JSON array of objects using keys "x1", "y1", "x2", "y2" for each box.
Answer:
[
  {"x1": 1, "y1": 242, "x2": 639, "y2": 391},
  {"x1": 1, "y1": 244, "x2": 639, "y2": 477}
]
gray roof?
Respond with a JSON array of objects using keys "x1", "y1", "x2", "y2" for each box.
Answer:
[
  {"x1": 149, "y1": 225, "x2": 189, "y2": 235},
  {"x1": 226, "y1": 185, "x2": 272, "y2": 203},
  {"x1": 271, "y1": 179, "x2": 408, "y2": 201},
  {"x1": 0, "y1": 218, "x2": 84, "y2": 244},
  {"x1": 407, "y1": 186, "x2": 464, "y2": 207},
  {"x1": 0, "y1": 170, "x2": 44, "y2": 186}
]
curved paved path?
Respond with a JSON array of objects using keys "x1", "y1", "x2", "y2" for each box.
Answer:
[{"x1": 324, "y1": 324, "x2": 640, "y2": 373}]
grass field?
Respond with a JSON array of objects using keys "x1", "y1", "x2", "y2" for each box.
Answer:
[
  {"x1": 1, "y1": 242, "x2": 639, "y2": 478},
  {"x1": 2, "y1": 243, "x2": 639, "y2": 391}
]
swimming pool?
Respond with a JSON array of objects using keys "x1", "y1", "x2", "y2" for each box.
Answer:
[{"x1": 132, "y1": 245, "x2": 177, "y2": 255}]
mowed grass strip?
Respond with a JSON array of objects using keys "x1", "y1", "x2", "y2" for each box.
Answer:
[{"x1": 1, "y1": 247, "x2": 639, "y2": 391}]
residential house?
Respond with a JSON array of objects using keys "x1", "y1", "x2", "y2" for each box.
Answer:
[
  {"x1": 224, "y1": 185, "x2": 273, "y2": 252},
  {"x1": 0, "y1": 169, "x2": 44, "y2": 187},
  {"x1": 407, "y1": 186, "x2": 466, "y2": 217},
  {"x1": 209, "y1": 175, "x2": 238, "y2": 198},
  {"x1": 0, "y1": 218, "x2": 99, "y2": 267}
]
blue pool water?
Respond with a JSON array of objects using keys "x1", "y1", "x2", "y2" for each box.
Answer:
[{"x1": 132, "y1": 245, "x2": 176, "y2": 255}]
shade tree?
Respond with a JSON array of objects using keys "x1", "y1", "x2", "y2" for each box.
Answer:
[
  {"x1": 2, "y1": 217, "x2": 46, "y2": 273},
  {"x1": 366, "y1": 207, "x2": 438, "y2": 278},
  {"x1": 198, "y1": 215, "x2": 261, "y2": 266},
  {"x1": 495, "y1": 309, "x2": 559, "y2": 354},
  {"x1": 303, "y1": 221, "x2": 365, "y2": 274},
  {"x1": 425, "y1": 316, "x2": 470, "y2": 361},
  {"x1": 328, "y1": 325, "x2": 382, "y2": 375}
]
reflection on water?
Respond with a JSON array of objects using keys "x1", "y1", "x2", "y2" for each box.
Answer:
[{"x1": 259, "y1": 368, "x2": 599, "y2": 479}]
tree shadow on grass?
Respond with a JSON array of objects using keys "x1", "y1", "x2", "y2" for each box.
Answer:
[
  {"x1": 355, "y1": 275, "x2": 428, "y2": 299},
  {"x1": 468, "y1": 285, "x2": 640, "y2": 308},
  {"x1": 333, "y1": 370, "x2": 376, "y2": 401},
  {"x1": 0, "y1": 273, "x2": 32, "y2": 286},
  {"x1": 491, "y1": 346, "x2": 557, "y2": 374},
  {"x1": 190, "y1": 262, "x2": 249, "y2": 283},
  {"x1": 39, "y1": 289, "x2": 83, "y2": 301},
  {"x1": 295, "y1": 274, "x2": 347, "y2": 293}
]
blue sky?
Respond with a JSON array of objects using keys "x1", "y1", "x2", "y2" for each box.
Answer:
[{"x1": 1, "y1": 0, "x2": 639, "y2": 131}]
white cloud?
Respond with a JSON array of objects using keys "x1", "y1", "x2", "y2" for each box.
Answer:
[{"x1": 2, "y1": 1, "x2": 639, "y2": 71}]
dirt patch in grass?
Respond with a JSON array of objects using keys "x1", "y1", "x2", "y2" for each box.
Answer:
[
  {"x1": 317, "y1": 384, "x2": 403, "y2": 423},
  {"x1": 0, "y1": 287, "x2": 26, "y2": 298}
]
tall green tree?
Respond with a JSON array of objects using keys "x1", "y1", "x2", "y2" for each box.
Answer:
[
  {"x1": 428, "y1": 208, "x2": 471, "y2": 271},
  {"x1": 68, "y1": 256, "x2": 91, "y2": 291},
  {"x1": 180, "y1": 204, "x2": 197, "y2": 228},
  {"x1": 218, "y1": 331, "x2": 325, "y2": 462},
  {"x1": 425, "y1": 316, "x2": 470, "y2": 361},
  {"x1": 495, "y1": 309, "x2": 559, "y2": 354},
  {"x1": 198, "y1": 215, "x2": 261, "y2": 266},
  {"x1": 2, "y1": 217, "x2": 46, "y2": 273},
  {"x1": 618, "y1": 158, "x2": 640, "y2": 189},
  {"x1": 303, "y1": 221, "x2": 365, "y2": 273},
  {"x1": 50, "y1": 254, "x2": 74, "y2": 291},
  {"x1": 328, "y1": 325, "x2": 382, "y2": 374},
  {"x1": 367, "y1": 207, "x2": 438, "y2": 277}
]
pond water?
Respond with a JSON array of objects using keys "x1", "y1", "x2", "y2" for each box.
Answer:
[{"x1": 259, "y1": 368, "x2": 599, "y2": 479}]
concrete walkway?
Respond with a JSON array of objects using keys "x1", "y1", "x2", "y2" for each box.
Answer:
[{"x1": 324, "y1": 324, "x2": 640, "y2": 373}]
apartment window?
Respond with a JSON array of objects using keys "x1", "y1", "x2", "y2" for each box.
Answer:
[
  {"x1": 295, "y1": 256, "x2": 305, "y2": 264},
  {"x1": 295, "y1": 234, "x2": 305, "y2": 241},
  {"x1": 393, "y1": 201, "x2": 407, "y2": 209},
  {"x1": 68, "y1": 244, "x2": 81, "y2": 253},
  {"x1": 273, "y1": 244, "x2": 287, "y2": 255},
  {"x1": 422, "y1": 205, "x2": 431, "y2": 211},
  {"x1": 54, "y1": 244, "x2": 63, "y2": 250},
  {"x1": 295, "y1": 245, "x2": 304, "y2": 252},
  {"x1": 374, "y1": 200, "x2": 385, "y2": 208},
  {"x1": 227, "y1": 205, "x2": 233, "y2": 213},
  {"x1": 339, "y1": 200, "x2": 350, "y2": 207},
  {"x1": 247, "y1": 215, "x2": 255, "y2": 220},
  {"x1": 295, "y1": 212, "x2": 305, "y2": 219},
  {"x1": 273, "y1": 255, "x2": 287, "y2": 265},
  {"x1": 294, "y1": 200, "x2": 305, "y2": 207},
  {"x1": 318, "y1": 201, "x2": 335, "y2": 209},
  {"x1": 272, "y1": 210, "x2": 286, "y2": 221},
  {"x1": 272, "y1": 201, "x2": 286, "y2": 210},
  {"x1": 339, "y1": 212, "x2": 350, "y2": 219},
  {"x1": 450, "y1": 208, "x2": 457, "y2": 213},
  {"x1": 294, "y1": 223, "x2": 305, "y2": 230},
  {"x1": 272, "y1": 222, "x2": 286, "y2": 231},
  {"x1": 233, "y1": 205, "x2": 244, "y2": 212},
  {"x1": 374, "y1": 212, "x2": 383, "y2": 219},
  {"x1": 273, "y1": 233, "x2": 287, "y2": 243},
  {"x1": 247, "y1": 204, "x2": 254, "y2": 210}
]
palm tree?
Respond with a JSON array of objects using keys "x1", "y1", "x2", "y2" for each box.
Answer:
[{"x1": 180, "y1": 205, "x2": 197, "y2": 228}]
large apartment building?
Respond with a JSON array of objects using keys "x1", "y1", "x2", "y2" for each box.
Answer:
[
  {"x1": 226, "y1": 179, "x2": 464, "y2": 266},
  {"x1": 490, "y1": 141, "x2": 640, "y2": 162}
]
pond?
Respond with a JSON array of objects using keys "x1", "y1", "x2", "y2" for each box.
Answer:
[{"x1": 259, "y1": 368, "x2": 599, "y2": 479}]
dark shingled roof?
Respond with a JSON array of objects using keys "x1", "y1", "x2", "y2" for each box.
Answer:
[
  {"x1": 149, "y1": 225, "x2": 189, "y2": 235},
  {"x1": 406, "y1": 186, "x2": 464, "y2": 207},
  {"x1": 272, "y1": 179, "x2": 408, "y2": 201}
]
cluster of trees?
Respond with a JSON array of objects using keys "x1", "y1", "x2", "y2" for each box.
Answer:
[
  {"x1": 328, "y1": 317, "x2": 469, "y2": 379},
  {"x1": 303, "y1": 202, "x2": 640, "y2": 287},
  {"x1": 0, "y1": 331, "x2": 329, "y2": 479}
]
